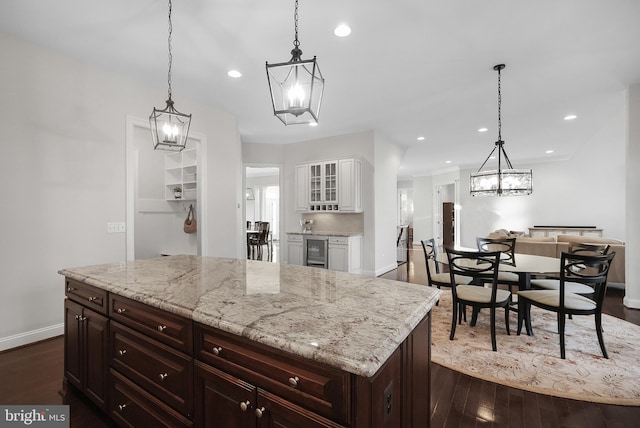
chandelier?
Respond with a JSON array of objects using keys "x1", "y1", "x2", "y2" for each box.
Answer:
[
  {"x1": 149, "y1": 0, "x2": 192, "y2": 151},
  {"x1": 470, "y1": 64, "x2": 532, "y2": 196},
  {"x1": 266, "y1": 0, "x2": 325, "y2": 126}
]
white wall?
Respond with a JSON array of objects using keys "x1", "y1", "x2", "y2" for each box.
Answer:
[
  {"x1": 374, "y1": 132, "x2": 406, "y2": 275},
  {"x1": 624, "y1": 83, "x2": 640, "y2": 308},
  {"x1": 457, "y1": 92, "x2": 626, "y2": 247},
  {"x1": 0, "y1": 32, "x2": 241, "y2": 350},
  {"x1": 412, "y1": 176, "x2": 434, "y2": 245}
]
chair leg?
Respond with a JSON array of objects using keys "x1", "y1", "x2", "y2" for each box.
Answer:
[
  {"x1": 450, "y1": 300, "x2": 458, "y2": 341},
  {"x1": 558, "y1": 311, "x2": 566, "y2": 359},
  {"x1": 490, "y1": 307, "x2": 497, "y2": 351},
  {"x1": 595, "y1": 312, "x2": 609, "y2": 359},
  {"x1": 470, "y1": 307, "x2": 479, "y2": 327},
  {"x1": 504, "y1": 304, "x2": 510, "y2": 336}
]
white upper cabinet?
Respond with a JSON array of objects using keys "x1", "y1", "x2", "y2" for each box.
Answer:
[
  {"x1": 338, "y1": 158, "x2": 362, "y2": 212},
  {"x1": 296, "y1": 158, "x2": 362, "y2": 212}
]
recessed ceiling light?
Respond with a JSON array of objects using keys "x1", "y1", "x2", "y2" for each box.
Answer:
[
  {"x1": 445, "y1": 160, "x2": 452, "y2": 164},
  {"x1": 309, "y1": 122, "x2": 318, "y2": 127},
  {"x1": 227, "y1": 70, "x2": 242, "y2": 78},
  {"x1": 417, "y1": 136, "x2": 425, "y2": 141},
  {"x1": 564, "y1": 114, "x2": 577, "y2": 121},
  {"x1": 478, "y1": 127, "x2": 488, "y2": 132},
  {"x1": 334, "y1": 24, "x2": 351, "y2": 37},
  {"x1": 489, "y1": 156, "x2": 496, "y2": 160},
  {"x1": 545, "y1": 150, "x2": 554, "y2": 154}
]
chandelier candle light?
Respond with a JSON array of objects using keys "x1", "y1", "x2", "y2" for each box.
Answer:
[
  {"x1": 149, "y1": 0, "x2": 192, "y2": 151},
  {"x1": 470, "y1": 64, "x2": 532, "y2": 196},
  {"x1": 266, "y1": 0, "x2": 325, "y2": 125}
]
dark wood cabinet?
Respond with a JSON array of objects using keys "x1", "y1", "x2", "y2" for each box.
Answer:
[
  {"x1": 194, "y1": 361, "x2": 341, "y2": 428},
  {"x1": 64, "y1": 298, "x2": 109, "y2": 411},
  {"x1": 64, "y1": 276, "x2": 432, "y2": 428}
]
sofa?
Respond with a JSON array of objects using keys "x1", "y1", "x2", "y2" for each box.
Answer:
[{"x1": 487, "y1": 230, "x2": 625, "y2": 284}]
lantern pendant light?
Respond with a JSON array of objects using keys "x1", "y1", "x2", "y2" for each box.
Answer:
[
  {"x1": 266, "y1": 0, "x2": 325, "y2": 126},
  {"x1": 470, "y1": 64, "x2": 533, "y2": 196},
  {"x1": 149, "y1": 0, "x2": 192, "y2": 151}
]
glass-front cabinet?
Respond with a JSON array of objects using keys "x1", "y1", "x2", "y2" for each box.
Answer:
[{"x1": 296, "y1": 158, "x2": 362, "y2": 213}]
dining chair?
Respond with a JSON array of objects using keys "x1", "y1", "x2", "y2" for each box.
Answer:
[
  {"x1": 530, "y1": 243, "x2": 611, "y2": 295},
  {"x1": 445, "y1": 248, "x2": 512, "y2": 352},
  {"x1": 420, "y1": 239, "x2": 471, "y2": 309},
  {"x1": 249, "y1": 221, "x2": 271, "y2": 260},
  {"x1": 517, "y1": 252, "x2": 616, "y2": 359}
]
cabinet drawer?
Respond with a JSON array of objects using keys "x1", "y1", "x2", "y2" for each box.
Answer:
[
  {"x1": 110, "y1": 294, "x2": 192, "y2": 353},
  {"x1": 328, "y1": 237, "x2": 349, "y2": 245},
  {"x1": 287, "y1": 234, "x2": 303, "y2": 243},
  {"x1": 194, "y1": 324, "x2": 350, "y2": 424},
  {"x1": 111, "y1": 322, "x2": 193, "y2": 417},
  {"x1": 110, "y1": 369, "x2": 193, "y2": 428},
  {"x1": 65, "y1": 278, "x2": 108, "y2": 315}
]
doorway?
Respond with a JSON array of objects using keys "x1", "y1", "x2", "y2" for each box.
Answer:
[
  {"x1": 245, "y1": 166, "x2": 281, "y2": 262},
  {"x1": 125, "y1": 116, "x2": 207, "y2": 260}
]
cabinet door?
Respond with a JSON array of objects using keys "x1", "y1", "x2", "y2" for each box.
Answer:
[
  {"x1": 84, "y1": 307, "x2": 109, "y2": 410},
  {"x1": 195, "y1": 361, "x2": 255, "y2": 428},
  {"x1": 64, "y1": 299, "x2": 83, "y2": 390},
  {"x1": 309, "y1": 164, "x2": 322, "y2": 204},
  {"x1": 295, "y1": 164, "x2": 309, "y2": 211},
  {"x1": 328, "y1": 245, "x2": 347, "y2": 272},
  {"x1": 255, "y1": 389, "x2": 342, "y2": 428},
  {"x1": 338, "y1": 159, "x2": 361, "y2": 212},
  {"x1": 323, "y1": 162, "x2": 338, "y2": 204},
  {"x1": 287, "y1": 243, "x2": 304, "y2": 266}
]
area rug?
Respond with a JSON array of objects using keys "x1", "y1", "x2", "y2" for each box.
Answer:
[{"x1": 430, "y1": 292, "x2": 640, "y2": 405}]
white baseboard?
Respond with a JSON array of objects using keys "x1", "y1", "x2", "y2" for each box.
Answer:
[
  {"x1": 623, "y1": 296, "x2": 640, "y2": 309},
  {"x1": 375, "y1": 263, "x2": 401, "y2": 277},
  {"x1": 0, "y1": 323, "x2": 64, "y2": 352}
]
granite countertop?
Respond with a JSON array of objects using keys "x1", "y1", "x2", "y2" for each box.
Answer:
[
  {"x1": 286, "y1": 231, "x2": 364, "y2": 237},
  {"x1": 59, "y1": 255, "x2": 439, "y2": 378}
]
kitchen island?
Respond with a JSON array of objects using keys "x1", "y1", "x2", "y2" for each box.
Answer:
[{"x1": 59, "y1": 255, "x2": 440, "y2": 427}]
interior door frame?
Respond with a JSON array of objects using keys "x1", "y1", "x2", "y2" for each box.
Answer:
[
  {"x1": 243, "y1": 163, "x2": 283, "y2": 257},
  {"x1": 125, "y1": 116, "x2": 208, "y2": 260}
]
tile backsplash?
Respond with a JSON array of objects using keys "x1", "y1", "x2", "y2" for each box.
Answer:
[{"x1": 301, "y1": 213, "x2": 364, "y2": 234}]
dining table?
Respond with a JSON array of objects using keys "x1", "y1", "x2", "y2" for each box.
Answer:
[{"x1": 436, "y1": 249, "x2": 561, "y2": 334}]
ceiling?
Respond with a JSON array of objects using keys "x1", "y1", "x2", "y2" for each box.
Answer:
[{"x1": 2, "y1": 0, "x2": 640, "y2": 179}]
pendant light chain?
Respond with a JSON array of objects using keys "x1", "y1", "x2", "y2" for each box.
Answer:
[
  {"x1": 497, "y1": 66, "x2": 502, "y2": 142},
  {"x1": 293, "y1": 0, "x2": 299, "y2": 48},
  {"x1": 167, "y1": 0, "x2": 173, "y2": 100}
]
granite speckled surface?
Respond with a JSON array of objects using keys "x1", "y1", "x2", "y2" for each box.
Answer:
[{"x1": 59, "y1": 255, "x2": 440, "y2": 378}]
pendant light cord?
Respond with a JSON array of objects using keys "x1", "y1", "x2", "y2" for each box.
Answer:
[
  {"x1": 167, "y1": 0, "x2": 173, "y2": 100},
  {"x1": 290, "y1": 0, "x2": 302, "y2": 60},
  {"x1": 497, "y1": 66, "x2": 501, "y2": 142}
]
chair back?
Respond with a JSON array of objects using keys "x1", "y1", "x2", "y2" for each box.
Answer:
[
  {"x1": 446, "y1": 248, "x2": 501, "y2": 301},
  {"x1": 559, "y1": 252, "x2": 615, "y2": 309},
  {"x1": 420, "y1": 239, "x2": 440, "y2": 279},
  {"x1": 568, "y1": 242, "x2": 610, "y2": 256},
  {"x1": 476, "y1": 237, "x2": 516, "y2": 266},
  {"x1": 255, "y1": 221, "x2": 270, "y2": 244}
]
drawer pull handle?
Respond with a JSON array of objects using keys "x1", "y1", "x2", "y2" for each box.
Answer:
[
  {"x1": 116, "y1": 308, "x2": 126, "y2": 314},
  {"x1": 67, "y1": 287, "x2": 74, "y2": 292},
  {"x1": 157, "y1": 325, "x2": 167, "y2": 332},
  {"x1": 255, "y1": 407, "x2": 266, "y2": 418},
  {"x1": 118, "y1": 349, "x2": 127, "y2": 356},
  {"x1": 288, "y1": 376, "x2": 300, "y2": 388},
  {"x1": 74, "y1": 315, "x2": 80, "y2": 320},
  {"x1": 118, "y1": 404, "x2": 127, "y2": 411},
  {"x1": 159, "y1": 373, "x2": 168, "y2": 381},
  {"x1": 239, "y1": 400, "x2": 250, "y2": 412},
  {"x1": 78, "y1": 316, "x2": 87, "y2": 322},
  {"x1": 212, "y1": 346, "x2": 222, "y2": 356},
  {"x1": 88, "y1": 296, "x2": 97, "y2": 302}
]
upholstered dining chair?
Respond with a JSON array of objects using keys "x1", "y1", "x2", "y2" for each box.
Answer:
[
  {"x1": 420, "y1": 239, "x2": 471, "y2": 309},
  {"x1": 249, "y1": 221, "x2": 271, "y2": 260},
  {"x1": 445, "y1": 248, "x2": 512, "y2": 352},
  {"x1": 517, "y1": 251, "x2": 616, "y2": 359},
  {"x1": 530, "y1": 243, "x2": 611, "y2": 296}
]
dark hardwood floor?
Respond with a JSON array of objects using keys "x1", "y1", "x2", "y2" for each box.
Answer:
[{"x1": 1, "y1": 247, "x2": 638, "y2": 427}]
